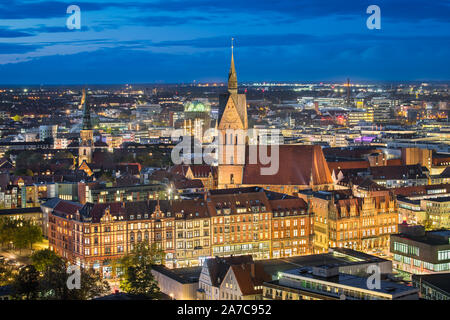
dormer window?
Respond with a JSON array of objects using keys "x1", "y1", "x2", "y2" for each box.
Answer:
[
  {"x1": 130, "y1": 215, "x2": 134, "y2": 220},
  {"x1": 137, "y1": 215, "x2": 141, "y2": 219}
]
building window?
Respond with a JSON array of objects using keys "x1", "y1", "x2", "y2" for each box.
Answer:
[{"x1": 438, "y1": 250, "x2": 450, "y2": 261}]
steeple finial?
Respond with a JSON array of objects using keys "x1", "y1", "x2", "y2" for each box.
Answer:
[{"x1": 228, "y1": 37, "x2": 238, "y2": 94}]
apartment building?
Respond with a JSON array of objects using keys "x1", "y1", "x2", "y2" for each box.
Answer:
[
  {"x1": 299, "y1": 189, "x2": 398, "y2": 253},
  {"x1": 45, "y1": 187, "x2": 315, "y2": 275}
]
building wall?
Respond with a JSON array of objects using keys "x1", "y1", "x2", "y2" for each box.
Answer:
[{"x1": 151, "y1": 269, "x2": 198, "y2": 300}]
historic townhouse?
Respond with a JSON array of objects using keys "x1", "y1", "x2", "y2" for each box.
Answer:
[
  {"x1": 170, "y1": 199, "x2": 211, "y2": 268},
  {"x1": 269, "y1": 197, "x2": 313, "y2": 258},
  {"x1": 300, "y1": 189, "x2": 398, "y2": 253},
  {"x1": 207, "y1": 190, "x2": 272, "y2": 260},
  {"x1": 45, "y1": 187, "x2": 316, "y2": 274}
]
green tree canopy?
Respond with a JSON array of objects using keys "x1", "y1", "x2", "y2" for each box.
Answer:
[
  {"x1": 118, "y1": 242, "x2": 162, "y2": 299},
  {"x1": 12, "y1": 219, "x2": 42, "y2": 252},
  {"x1": 12, "y1": 265, "x2": 40, "y2": 300},
  {"x1": 31, "y1": 249, "x2": 63, "y2": 273}
]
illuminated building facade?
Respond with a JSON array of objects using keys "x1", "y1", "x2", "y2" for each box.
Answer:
[
  {"x1": 299, "y1": 190, "x2": 398, "y2": 253},
  {"x1": 183, "y1": 100, "x2": 211, "y2": 142},
  {"x1": 46, "y1": 187, "x2": 315, "y2": 274}
]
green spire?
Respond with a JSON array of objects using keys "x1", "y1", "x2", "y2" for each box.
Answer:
[
  {"x1": 81, "y1": 89, "x2": 93, "y2": 130},
  {"x1": 228, "y1": 38, "x2": 238, "y2": 94}
]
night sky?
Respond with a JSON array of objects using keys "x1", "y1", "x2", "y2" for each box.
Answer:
[{"x1": 0, "y1": 0, "x2": 449, "y2": 84}]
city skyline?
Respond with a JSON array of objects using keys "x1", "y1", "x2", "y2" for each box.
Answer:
[
  {"x1": 0, "y1": 0, "x2": 449, "y2": 304},
  {"x1": 0, "y1": 0, "x2": 449, "y2": 84}
]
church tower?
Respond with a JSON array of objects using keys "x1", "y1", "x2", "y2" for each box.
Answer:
[
  {"x1": 217, "y1": 39, "x2": 248, "y2": 189},
  {"x1": 78, "y1": 89, "x2": 94, "y2": 165}
]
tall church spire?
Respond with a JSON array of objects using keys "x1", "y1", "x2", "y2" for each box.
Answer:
[
  {"x1": 81, "y1": 88, "x2": 92, "y2": 130},
  {"x1": 228, "y1": 38, "x2": 238, "y2": 95}
]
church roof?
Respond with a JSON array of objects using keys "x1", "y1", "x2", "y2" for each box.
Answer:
[
  {"x1": 218, "y1": 93, "x2": 248, "y2": 129},
  {"x1": 242, "y1": 145, "x2": 333, "y2": 186}
]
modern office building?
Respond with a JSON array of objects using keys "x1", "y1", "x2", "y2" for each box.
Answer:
[
  {"x1": 262, "y1": 264, "x2": 418, "y2": 300},
  {"x1": 390, "y1": 223, "x2": 450, "y2": 275},
  {"x1": 412, "y1": 273, "x2": 450, "y2": 300}
]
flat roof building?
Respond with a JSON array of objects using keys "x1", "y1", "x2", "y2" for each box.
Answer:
[
  {"x1": 390, "y1": 223, "x2": 450, "y2": 275},
  {"x1": 263, "y1": 265, "x2": 418, "y2": 300}
]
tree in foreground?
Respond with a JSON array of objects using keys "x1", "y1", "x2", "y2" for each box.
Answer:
[
  {"x1": 31, "y1": 249, "x2": 63, "y2": 273},
  {"x1": 12, "y1": 265, "x2": 40, "y2": 300},
  {"x1": 13, "y1": 249, "x2": 110, "y2": 300},
  {"x1": 119, "y1": 242, "x2": 162, "y2": 299},
  {"x1": 0, "y1": 259, "x2": 15, "y2": 286}
]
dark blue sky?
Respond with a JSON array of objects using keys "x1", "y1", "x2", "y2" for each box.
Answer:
[{"x1": 0, "y1": 0, "x2": 449, "y2": 84}]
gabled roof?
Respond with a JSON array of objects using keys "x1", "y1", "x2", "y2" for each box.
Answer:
[
  {"x1": 205, "y1": 255, "x2": 254, "y2": 287},
  {"x1": 218, "y1": 93, "x2": 247, "y2": 130},
  {"x1": 170, "y1": 164, "x2": 217, "y2": 178},
  {"x1": 229, "y1": 263, "x2": 271, "y2": 296},
  {"x1": 53, "y1": 200, "x2": 83, "y2": 216},
  {"x1": 242, "y1": 145, "x2": 332, "y2": 186}
]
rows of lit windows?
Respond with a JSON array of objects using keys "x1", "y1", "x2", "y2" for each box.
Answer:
[
  {"x1": 438, "y1": 250, "x2": 450, "y2": 261},
  {"x1": 393, "y1": 242, "x2": 419, "y2": 256},
  {"x1": 212, "y1": 242, "x2": 269, "y2": 253}
]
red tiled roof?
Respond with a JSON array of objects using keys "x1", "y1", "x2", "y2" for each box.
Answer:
[
  {"x1": 173, "y1": 179, "x2": 204, "y2": 189},
  {"x1": 242, "y1": 145, "x2": 332, "y2": 186},
  {"x1": 268, "y1": 198, "x2": 308, "y2": 214},
  {"x1": 327, "y1": 160, "x2": 370, "y2": 173},
  {"x1": 205, "y1": 255, "x2": 254, "y2": 287},
  {"x1": 230, "y1": 263, "x2": 271, "y2": 296},
  {"x1": 53, "y1": 201, "x2": 83, "y2": 215},
  {"x1": 387, "y1": 159, "x2": 402, "y2": 166},
  {"x1": 170, "y1": 164, "x2": 217, "y2": 178},
  {"x1": 207, "y1": 191, "x2": 271, "y2": 217},
  {"x1": 389, "y1": 184, "x2": 450, "y2": 196}
]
